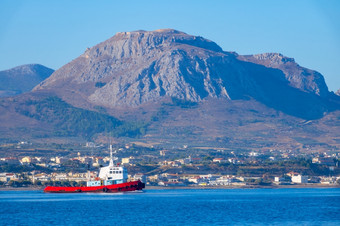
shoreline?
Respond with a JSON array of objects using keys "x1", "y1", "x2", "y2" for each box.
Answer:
[
  {"x1": 145, "y1": 184, "x2": 340, "y2": 190},
  {"x1": 0, "y1": 184, "x2": 339, "y2": 191}
]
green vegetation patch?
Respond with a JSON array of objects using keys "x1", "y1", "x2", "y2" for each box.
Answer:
[
  {"x1": 293, "y1": 137, "x2": 322, "y2": 145},
  {"x1": 162, "y1": 97, "x2": 198, "y2": 108},
  {"x1": 15, "y1": 96, "x2": 147, "y2": 139},
  {"x1": 95, "y1": 82, "x2": 107, "y2": 88}
]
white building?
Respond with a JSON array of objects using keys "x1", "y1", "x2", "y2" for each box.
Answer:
[
  {"x1": 121, "y1": 157, "x2": 136, "y2": 166},
  {"x1": 216, "y1": 176, "x2": 233, "y2": 185},
  {"x1": 291, "y1": 175, "x2": 308, "y2": 183},
  {"x1": 55, "y1": 157, "x2": 67, "y2": 164},
  {"x1": 274, "y1": 177, "x2": 283, "y2": 182},
  {"x1": 0, "y1": 173, "x2": 19, "y2": 182}
]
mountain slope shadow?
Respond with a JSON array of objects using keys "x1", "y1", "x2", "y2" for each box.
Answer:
[{"x1": 238, "y1": 60, "x2": 335, "y2": 120}]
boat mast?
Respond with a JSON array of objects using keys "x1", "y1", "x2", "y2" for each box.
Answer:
[{"x1": 109, "y1": 144, "x2": 114, "y2": 167}]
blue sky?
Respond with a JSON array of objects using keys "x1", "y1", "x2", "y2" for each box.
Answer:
[{"x1": 1, "y1": 0, "x2": 339, "y2": 91}]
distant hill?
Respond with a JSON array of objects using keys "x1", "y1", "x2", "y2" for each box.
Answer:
[
  {"x1": 1, "y1": 29, "x2": 339, "y2": 150},
  {"x1": 0, "y1": 64, "x2": 54, "y2": 97}
]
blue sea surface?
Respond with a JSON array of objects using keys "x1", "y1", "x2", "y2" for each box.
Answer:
[{"x1": 0, "y1": 188, "x2": 339, "y2": 225}]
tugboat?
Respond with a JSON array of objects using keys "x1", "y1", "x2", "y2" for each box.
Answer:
[{"x1": 44, "y1": 145, "x2": 145, "y2": 193}]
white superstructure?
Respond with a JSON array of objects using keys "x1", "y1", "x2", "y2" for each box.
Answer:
[
  {"x1": 87, "y1": 145, "x2": 128, "y2": 186},
  {"x1": 99, "y1": 165, "x2": 128, "y2": 183}
]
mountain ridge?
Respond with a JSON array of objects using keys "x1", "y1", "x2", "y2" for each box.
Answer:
[{"x1": 0, "y1": 64, "x2": 54, "y2": 97}]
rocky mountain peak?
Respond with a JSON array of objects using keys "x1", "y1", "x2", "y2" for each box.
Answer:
[
  {"x1": 81, "y1": 29, "x2": 223, "y2": 61},
  {"x1": 33, "y1": 29, "x2": 336, "y2": 119}
]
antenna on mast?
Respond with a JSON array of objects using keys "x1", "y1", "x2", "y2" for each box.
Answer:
[
  {"x1": 109, "y1": 144, "x2": 114, "y2": 167},
  {"x1": 87, "y1": 164, "x2": 90, "y2": 182},
  {"x1": 110, "y1": 144, "x2": 113, "y2": 159}
]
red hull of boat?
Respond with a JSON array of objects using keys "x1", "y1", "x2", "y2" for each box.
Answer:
[{"x1": 44, "y1": 180, "x2": 145, "y2": 193}]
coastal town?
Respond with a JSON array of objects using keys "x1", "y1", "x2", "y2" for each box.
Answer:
[{"x1": 1, "y1": 141, "x2": 339, "y2": 189}]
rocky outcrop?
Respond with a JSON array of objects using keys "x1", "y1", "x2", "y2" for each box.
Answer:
[
  {"x1": 238, "y1": 53, "x2": 329, "y2": 97},
  {"x1": 0, "y1": 64, "x2": 54, "y2": 97}
]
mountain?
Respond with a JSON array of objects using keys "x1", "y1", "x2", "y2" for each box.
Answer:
[
  {"x1": 1, "y1": 29, "x2": 339, "y2": 150},
  {"x1": 34, "y1": 29, "x2": 338, "y2": 119},
  {"x1": 0, "y1": 64, "x2": 54, "y2": 97}
]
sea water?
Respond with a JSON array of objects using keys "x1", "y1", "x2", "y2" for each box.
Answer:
[{"x1": 0, "y1": 188, "x2": 339, "y2": 225}]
